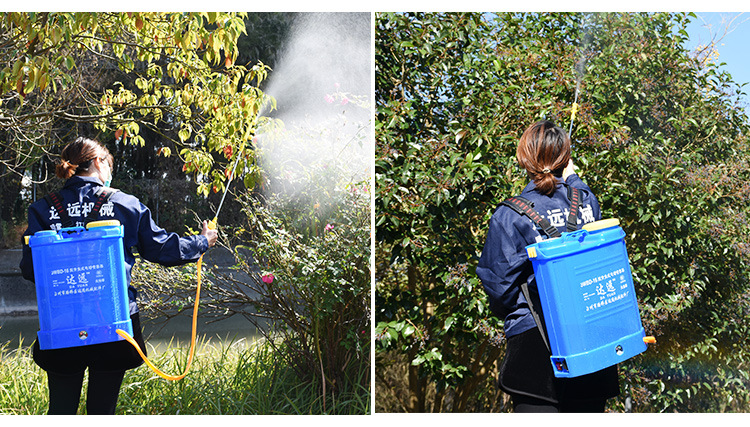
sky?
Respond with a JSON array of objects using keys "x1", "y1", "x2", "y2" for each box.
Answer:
[{"x1": 684, "y1": 12, "x2": 750, "y2": 115}]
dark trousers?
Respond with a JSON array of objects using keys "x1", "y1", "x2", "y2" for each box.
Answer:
[
  {"x1": 512, "y1": 394, "x2": 607, "y2": 413},
  {"x1": 47, "y1": 369, "x2": 126, "y2": 415}
]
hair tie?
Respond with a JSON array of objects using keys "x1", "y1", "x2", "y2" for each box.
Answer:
[
  {"x1": 541, "y1": 168, "x2": 551, "y2": 174},
  {"x1": 61, "y1": 159, "x2": 78, "y2": 170}
]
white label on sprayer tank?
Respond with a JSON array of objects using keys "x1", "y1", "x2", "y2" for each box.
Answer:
[
  {"x1": 579, "y1": 266, "x2": 631, "y2": 315},
  {"x1": 49, "y1": 263, "x2": 107, "y2": 299}
]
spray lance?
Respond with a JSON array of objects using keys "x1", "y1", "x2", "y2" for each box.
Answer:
[{"x1": 115, "y1": 151, "x2": 243, "y2": 381}]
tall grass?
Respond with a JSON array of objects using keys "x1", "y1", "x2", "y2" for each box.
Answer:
[
  {"x1": 0, "y1": 337, "x2": 370, "y2": 415},
  {"x1": 0, "y1": 340, "x2": 48, "y2": 415}
]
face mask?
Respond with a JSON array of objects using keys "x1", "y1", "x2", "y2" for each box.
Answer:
[
  {"x1": 99, "y1": 156, "x2": 112, "y2": 187},
  {"x1": 104, "y1": 166, "x2": 112, "y2": 187}
]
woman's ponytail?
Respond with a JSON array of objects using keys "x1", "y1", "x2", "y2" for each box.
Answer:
[
  {"x1": 55, "y1": 159, "x2": 79, "y2": 180},
  {"x1": 516, "y1": 121, "x2": 571, "y2": 196},
  {"x1": 55, "y1": 137, "x2": 111, "y2": 180}
]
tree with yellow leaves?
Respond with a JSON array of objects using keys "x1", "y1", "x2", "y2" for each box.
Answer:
[{"x1": 0, "y1": 12, "x2": 272, "y2": 201}]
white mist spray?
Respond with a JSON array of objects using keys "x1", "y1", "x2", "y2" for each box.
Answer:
[
  {"x1": 570, "y1": 13, "x2": 594, "y2": 139},
  {"x1": 257, "y1": 13, "x2": 372, "y2": 196}
]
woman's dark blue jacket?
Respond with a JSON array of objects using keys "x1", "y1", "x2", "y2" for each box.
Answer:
[
  {"x1": 476, "y1": 174, "x2": 601, "y2": 338},
  {"x1": 20, "y1": 175, "x2": 209, "y2": 315}
]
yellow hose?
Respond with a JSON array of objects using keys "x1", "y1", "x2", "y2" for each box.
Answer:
[{"x1": 115, "y1": 219, "x2": 215, "y2": 381}]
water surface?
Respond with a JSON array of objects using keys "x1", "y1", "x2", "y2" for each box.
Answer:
[{"x1": 0, "y1": 312, "x2": 263, "y2": 351}]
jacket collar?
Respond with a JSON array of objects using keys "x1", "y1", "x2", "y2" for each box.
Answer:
[
  {"x1": 520, "y1": 176, "x2": 566, "y2": 196},
  {"x1": 63, "y1": 175, "x2": 105, "y2": 189}
]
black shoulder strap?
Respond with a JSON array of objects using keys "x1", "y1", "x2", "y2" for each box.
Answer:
[
  {"x1": 500, "y1": 196, "x2": 556, "y2": 353},
  {"x1": 502, "y1": 187, "x2": 583, "y2": 237},
  {"x1": 520, "y1": 282, "x2": 551, "y2": 353},
  {"x1": 85, "y1": 187, "x2": 117, "y2": 223},
  {"x1": 44, "y1": 192, "x2": 74, "y2": 229},
  {"x1": 501, "y1": 196, "x2": 561, "y2": 238},
  {"x1": 566, "y1": 186, "x2": 581, "y2": 232}
]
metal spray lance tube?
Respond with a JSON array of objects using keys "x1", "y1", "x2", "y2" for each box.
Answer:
[{"x1": 208, "y1": 153, "x2": 242, "y2": 230}]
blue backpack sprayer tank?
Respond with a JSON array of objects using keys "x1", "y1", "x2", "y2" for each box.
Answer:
[
  {"x1": 526, "y1": 219, "x2": 655, "y2": 378},
  {"x1": 27, "y1": 219, "x2": 131, "y2": 350}
]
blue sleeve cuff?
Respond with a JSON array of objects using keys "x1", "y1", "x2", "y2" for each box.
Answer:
[{"x1": 199, "y1": 235, "x2": 209, "y2": 253}]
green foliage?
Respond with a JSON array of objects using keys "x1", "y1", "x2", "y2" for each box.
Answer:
[
  {"x1": 177, "y1": 103, "x2": 373, "y2": 406},
  {"x1": 125, "y1": 117, "x2": 372, "y2": 412},
  {"x1": 0, "y1": 341, "x2": 48, "y2": 414},
  {"x1": 375, "y1": 261, "x2": 505, "y2": 412},
  {"x1": 376, "y1": 12, "x2": 750, "y2": 412},
  {"x1": 200, "y1": 79, "x2": 373, "y2": 403},
  {"x1": 130, "y1": 256, "x2": 202, "y2": 319}
]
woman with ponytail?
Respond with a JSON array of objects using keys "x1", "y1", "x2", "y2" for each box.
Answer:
[
  {"x1": 20, "y1": 137, "x2": 218, "y2": 414},
  {"x1": 476, "y1": 120, "x2": 618, "y2": 412}
]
